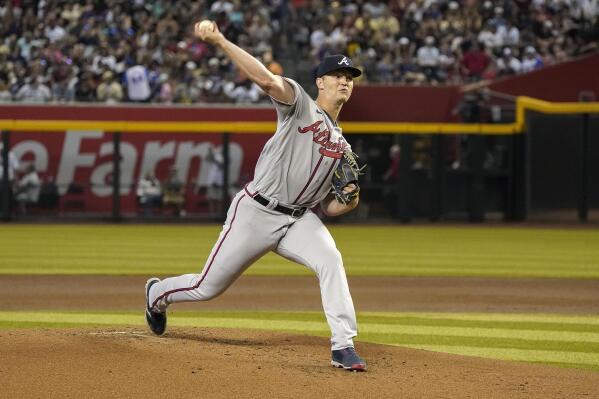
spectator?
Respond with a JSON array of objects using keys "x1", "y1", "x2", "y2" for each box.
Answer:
[
  {"x1": 477, "y1": 22, "x2": 503, "y2": 50},
  {"x1": 96, "y1": 71, "x2": 123, "y2": 103},
  {"x1": 44, "y1": 18, "x2": 67, "y2": 43},
  {"x1": 263, "y1": 50, "x2": 284, "y2": 76},
  {"x1": 203, "y1": 57, "x2": 226, "y2": 102},
  {"x1": 461, "y1": 41, "x2": 491, "y2": 81},
  {"x1": 364, "y1": 0, "x2": 388, "y2": 19},
  {"x1": 497, "y1": 47, "x2": 522, "y2": 76},
  {"x1": 205, "y1": 146, "x2": 225, "y2": 216},
  {"x1": 158, "y1": 74, "x2": 176, "y2": 103},
  {"x1": 502, "y1": 19, "x2": 521, "y2": 46},
  {"x1": 375, "y1": 52, "x2": 395, "y2": 83},
  {"x1": 75, "y1": 71, "x2": 98, "y2": 102},
  {"x1": 417, "y1": 36, "x2": 441, "y2": 83},
  {"x1": 162, "y1": 167, "x2": 186, "y2": 217},
  {"x1": 14, "y1": 163, "x2": 41, "y2": 215},
  {"x1": 481, "y1": 57, "x2": 499, "y2": 80},
  {"x1": 125, "y1": 63, "x2": 151, "y2": 102},
  {"x1": 0, "y1": 0, "x2": 595, "y2": 97},
  {"x1": 136, "y1": 171, "x2": 162, "y2": 216},
  {"x1": 51, "y1": 64, "x2": 77, "y2": 102},
  {"x1": 210, "y1": 0, "x2": 234, "y2": 16},
  {"x1": 15, "y1": 75, "x2": 52, "y2": 103},
  {"x1": 521, "y1": 46, "x2": 544, "y2": 73},
  {"x1": 223, "y1": 72, "x2": 263, "y2": 103},
  {"x1": 0, "y1": 79, "x2": 12, "y2": 102}
]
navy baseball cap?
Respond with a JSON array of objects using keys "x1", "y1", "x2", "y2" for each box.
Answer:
[{"x1": 315, "y1": 55, "x2": 362, "y2": 78}]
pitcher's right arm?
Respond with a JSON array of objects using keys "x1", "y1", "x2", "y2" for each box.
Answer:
[{"x1": 194, "y1": 21, "x2": 294, "y2": 104}]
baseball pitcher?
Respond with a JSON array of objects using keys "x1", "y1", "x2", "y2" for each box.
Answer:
[{"x1": 145, "y1": 20, "x2": 367, "y2": 371}]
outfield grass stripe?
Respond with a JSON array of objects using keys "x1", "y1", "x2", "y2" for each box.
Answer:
[
  {"x1": 358, "y1": 324, "x2": 599, "y2": 343},
  {"x1": 0, "y1": 311, "x2": 330, "y2": 332},
  {"x1": 399, "y1": 344, "x2": 599, "y2": 367},
  {"x1": 183, "y1": 312, "x2": 599, "y2": 333},
  {"x1": 3, "y1": 312, "x2": 599, "y2": 344},
  {"x1": 359, "y1": 333, "x2": 599, "y2": 353},
  {"x1": 0, "y1": 312, "x2": 142, "y2": 326},
  {"x1": 348, "y1": 252, "x2": 599, "y2": 261},
  {"x1": 356, "y1": 316, "x2": 599, "y2": 333},
  {"x1": 1, "y1": 225, "x2": 598, "y2": 277},
  {"x1": 348, "y1": 257, "x2": 597, "y2": 269},
  {"x1": 359, "y1": 312, "x2": 599, "y2": 326}
]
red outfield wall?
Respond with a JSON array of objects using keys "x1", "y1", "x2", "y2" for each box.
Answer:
[
  {"x1": 489, "y1": 53, "x2": 599, "y2": 101},
  {"x1": 8, "y1": 131, "x2": 269, "y2": 213}
]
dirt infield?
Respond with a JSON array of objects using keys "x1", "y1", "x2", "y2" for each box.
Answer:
[
  {"x1": 2, "y1": 275, "x2": 599, "y2": 313},
  {"x1": 2, "y1": 275, "x2": 599, "y2": 398},
  {"x1": 3, "y1": 327, "x2": 599, "y2": 399}
]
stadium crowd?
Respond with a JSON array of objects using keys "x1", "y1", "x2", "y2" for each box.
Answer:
[{"x1": 0, "y1": 0, "x2": 597, "y2": 104}]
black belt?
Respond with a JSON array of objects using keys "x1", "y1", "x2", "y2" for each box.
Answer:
[{"x1": 252, "y1": 194, "x2": 307, "y2": 218}]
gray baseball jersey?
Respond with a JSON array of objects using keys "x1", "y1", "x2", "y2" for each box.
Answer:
[
  {"x1": 249, "y1": 78, "x2": 349, "y2": 207},
  {"x1": 148, "y1": 78, "x2": 358, "y2": 351}
]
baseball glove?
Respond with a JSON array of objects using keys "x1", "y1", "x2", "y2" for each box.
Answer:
[{"x1": 331, "y1": 151, "x2": 366, "y2": 205}]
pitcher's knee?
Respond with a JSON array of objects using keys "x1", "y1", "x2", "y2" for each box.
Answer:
[{"x1": 316, "y1": 249, "x2": 345, "y2": 275}]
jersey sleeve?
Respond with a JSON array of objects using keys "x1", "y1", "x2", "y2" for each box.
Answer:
[{"x1": 270, "y1": 77, "x2": 310, "y2": 121}]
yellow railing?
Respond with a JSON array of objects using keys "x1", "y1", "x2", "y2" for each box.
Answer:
[{"x1": 0, "y1": 96, "x2": 598, "y2": 135}]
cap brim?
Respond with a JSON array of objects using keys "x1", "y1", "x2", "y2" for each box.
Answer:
[{"x1": 319, "y1": 66, "x2": 362, "y2": 78}]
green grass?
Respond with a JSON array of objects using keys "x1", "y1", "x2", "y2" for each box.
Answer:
[
  {"x1": 0, "y1": 225, "x2": 598, "y2": 277},
  {"x1": 1, "y1": 310, "x2": 598, "y2": 371},
  {"x1": 1, "y1": 224, "x2": 598, "y2": 371}
]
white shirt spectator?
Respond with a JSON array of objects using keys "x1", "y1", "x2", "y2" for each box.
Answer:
[
  {"x1": 497, "y1": 54, "x2": 522, "y2": 74},
  {"x1": 502, "y1": 25, "x2": 520, "y2": 46},
  {"x1": 581, "y1": 0, "x2": 598, "y2": 18},
  {"x1": 206, "y1": 148, "x2": 225, "y2": 190},
  {"x1": 328, "y1": 27, "x2": 347, "y2": 49},
  {"x1": 17, "y1": 36, "x2": 32, "y2": 60},
  {"x1": 521, "y1": 47, "x2": 544, "y2": 73},
  {"x1": 15, "y1": 167, "x2": 41, "y2": 203},
  {"x1": 125, "y1": 65, "x2": 151, "y2": 101},
  {"x1": 417, "y1": 45, "x2": 440, "y2": 67},
  {"x1": 363, "y1": 1, "x2": 388, "y2": 18},
  {"x1": 137, "y1": 175, "x2": 161, "y2": 199},
  {"x1": 223, "y1": 81, "x2": 261, "y2": 103},
  {"x1": 0, "y1": 91, "x2": 11, "y2": 102},
  {"x1": 44, "y1": 24, "x2": 66, "y2": 43},
  {"x1": 15, "y1": 81, "x2": 52, "y2": 103},
  {"x1": 92, "y1": 54, "x2": 117, "y2": 73},
  {"x1": 310, "y1": 28, "x2": 326, "y2": 51},
  {"x1": 0, "y1": 82, "x2": 11, "y2": 102},
  {"x1": 569, "y1": 0, "x2": 599, "y2": 19},
  {"x1": 521, "y1": 56, "x2": 542, "y2": 73},
  {"x1": 478, "y1": 26, "x2": 504, "y2": 49},
  {"x1": 247, "y1": 17, "x2": 272, "y2": 43},
  {"x1": 210, "y1": 0, "x2": 234, "y2": 15}
]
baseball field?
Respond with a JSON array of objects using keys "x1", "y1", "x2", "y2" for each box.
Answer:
[{"x1": 1, "y1": 224, "x2": 598, "y2": 398}]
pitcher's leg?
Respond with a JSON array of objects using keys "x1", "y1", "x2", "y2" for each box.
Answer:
[
  {"x1": 275, "y1": 212, "x2": 357, "y2": 350},
  {"x1": 149, "y1": 193, "x2": 276, "y2": 311}
]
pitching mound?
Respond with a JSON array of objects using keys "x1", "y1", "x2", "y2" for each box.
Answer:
[{"x1": 2, "y1": 327, "x2": 598, "y2": 398}]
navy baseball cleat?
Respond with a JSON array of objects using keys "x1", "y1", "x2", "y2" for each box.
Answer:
[
  {"x1": 145, "y1": 278, "x2": 167, "y2": 336},
  {"x1": 331, "y1": 347, "x2": 367, "y2": 371}
]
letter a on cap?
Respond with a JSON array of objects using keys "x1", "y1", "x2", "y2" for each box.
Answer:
[{"x1": 338, "y1": 56, "x2": 350, "y2": 66}]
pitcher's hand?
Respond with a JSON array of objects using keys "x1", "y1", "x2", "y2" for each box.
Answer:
[{"x1": 194, "y1": 20, "x2": 223, "y2": 45}]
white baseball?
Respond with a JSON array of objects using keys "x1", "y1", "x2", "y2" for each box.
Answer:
[{"x1": 197, "y1": 20, "x2": 214, "y2": 34}]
